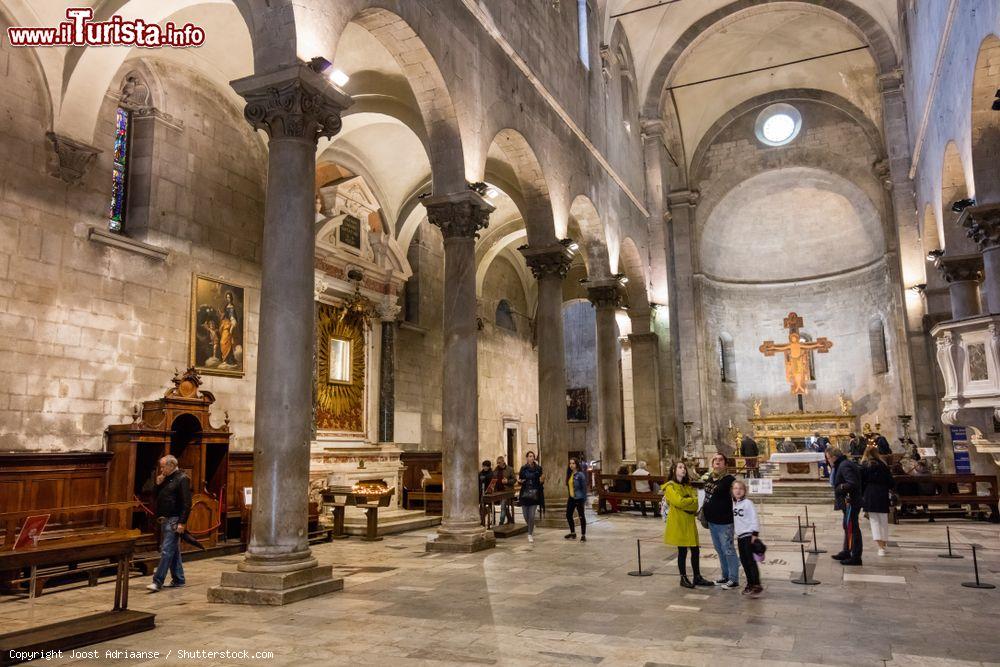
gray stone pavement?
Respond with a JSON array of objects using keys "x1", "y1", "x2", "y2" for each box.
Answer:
[{"x1": 2, "y1": 502, "x2": 998, "y2": 666}]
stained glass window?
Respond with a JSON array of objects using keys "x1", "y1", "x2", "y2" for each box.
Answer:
[{"x1": 108, "y1": 107, "x2": 130, "y2": 233}]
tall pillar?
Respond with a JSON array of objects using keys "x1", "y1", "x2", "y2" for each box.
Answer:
[
  {"x1": 423, "y1": 191, "x2": 496, "y2": 553},
  {"x1": 587, "y1": 280, "x2": 625, "y2": 472},
  {"x1": 209, "y1": 64, "x2": 350, "y2": 605},
  {"x1": 628, "y1": 319, "x2": 663, "y2": 473},
  {"x1": 377, "y1": 301, "x2": 400, "y2": 443},
  {"x1": 520, "y1": 242, "x2": 573, "y2": 510},
  {"x1": 935, "y1": 254, "x2": 984, "y2": 320},
  {"x1": 962, "y1": 203, "x2": 1000, "y2": 314}
]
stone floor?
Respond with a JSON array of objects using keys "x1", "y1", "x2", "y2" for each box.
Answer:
[{"x1": 3, "y1": 501, "x2": 999, "y2": 666}]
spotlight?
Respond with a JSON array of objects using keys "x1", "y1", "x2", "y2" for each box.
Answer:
[
  {"x1": 951, "y1": 198, "x2": 976, "y2": 213},
  {"x1": 559, "y1": 238, "x2": 579, "y2": 252},
  {"x1": 909, "y1": 283, "x2": 927, "y2": 293},
  {"x1": 927, "y1": 249, "x2": 944, "y2": 262},
  {"x1": 307, "y1": 57, "x2": 349, "y2": 87},
  {"x1": 569, "y1": 242, "x2": 580, "y2": 251},
  {"x1": 308, "y1": 56, "x2": 331, "y2": 73},
  {"x1": 486, "y1": 188, "x2": 499, "y2": 199},
  {"x1": 329, "y1": 69, "x2": 350, "y2": 87}
]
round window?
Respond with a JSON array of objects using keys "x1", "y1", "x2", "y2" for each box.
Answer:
[{"x1": 754, "y1": 103, "x2": 802, "y2": 147}]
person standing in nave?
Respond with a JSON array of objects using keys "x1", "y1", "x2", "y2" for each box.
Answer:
[
  {"x1": 146, "y1": 455, "x2": 191, "y2": 592},
  {"x1": 518, "y1": 451, "x2": 544, "y2": 544},
  {"x1": 662, "y1": 461, "x2": 714, "y2": 589},
  {"x1": 810, "y1": 431, "x2": 830, "y2": 478},
  {"x1": 860, "y1": 445, "x2": 895, "y2": 557},
  {"x1": 564, "y1": 458, "x2": 588, "y2": 542},
  {"x1": 827, "y1": 446, "x2": 864, "y2": 566},
  {"x1": 478, "y1": 460, "x2": 493, "y2": 499},
  {"x1": 849, "y1": 432, "x2": 865, "y2": 460},
  {"x1": 495, "y1": 456, "x2": 516, "y2": 525},
  {"x1": 875, "y1": 431, "x2": 892, "y2": 456},
  {"x1": 739, "y1": 434, "x2": 760, "y2": 478},
  {"x1": 731, "y1": 480, "x2": 764, "y2": 597},
  {"x1": 701, "y1": 453, "x2": 740, "y2": 590}
]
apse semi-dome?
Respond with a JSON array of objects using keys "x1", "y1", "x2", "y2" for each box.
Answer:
[{"x1": 700, "y1": 167, "x2": 884, "y2": 283}]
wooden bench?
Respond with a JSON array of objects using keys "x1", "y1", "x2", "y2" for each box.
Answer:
[
  {"x1": 596, "y1": 474, "x2": 666, "y2": 515},
  {"x1": 406, "y1": 473, "x2": 443, "y2": 515},
  {"x1": 891, "y1": 474, "x2": 999, "y2": 523}
]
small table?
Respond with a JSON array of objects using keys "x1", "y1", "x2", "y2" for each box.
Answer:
[{"x1": 768, "y1": 452, "x2": 826, "y2": 480}]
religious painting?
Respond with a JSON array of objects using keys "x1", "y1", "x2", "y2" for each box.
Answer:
[
  {"x1": 328, "y1": 337, "x2": 352, "y2": 384},
  {"x1": 316, "y1": 302, "x2": 366, "y2": 433},
  {"x1": 190, "y1": 275, "x2": 245, "y2": 377},
  {"x1": 567, "y1": 387, "x2": 589, "y2": 423}
]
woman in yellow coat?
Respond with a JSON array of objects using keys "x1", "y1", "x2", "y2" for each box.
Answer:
[{"x1": 662, "y1": 461, "x2": 713, "y2": 589}]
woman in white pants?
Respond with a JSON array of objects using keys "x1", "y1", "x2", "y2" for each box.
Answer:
[{"x1": 861, "y1": 446, "x2": 895, "y2": 556}]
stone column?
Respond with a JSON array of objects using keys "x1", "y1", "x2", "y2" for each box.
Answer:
[
  {"x1": 423, "y1": 191, "x2": 495, "y2": 553},
  {"x1": 588, "y1": 280, "x2": 625, "y2": 472},
  {"x1": 935, "y1": 254, "x2": 985, "y2": 320},
  {"x1": 377, "y1": 301, "x2": 400, "y2": 443},
  {"x1": 209, "y1": 64, "x2": 350, "y2": 605},
  {"x1": 962, "y1": 203, "x2": 1000, "y2": 314},
  {"x1": 628, "y1": 322, "x2": 663, "y2": 473},
  {"x1": 520, "y1": 242, "x2": 574, "y2": 510}
]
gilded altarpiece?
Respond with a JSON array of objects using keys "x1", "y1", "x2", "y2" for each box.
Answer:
[{"x1": 315, "y1": 302, "x2": 367, "y2": 434}]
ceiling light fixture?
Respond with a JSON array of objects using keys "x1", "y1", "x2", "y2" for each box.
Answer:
[
  {"x1": 329, "y1": 69, "x2": 350, "y2": 87},
  {"x1": 486, "y1": 188, "x2": 499, "y2": 199}
]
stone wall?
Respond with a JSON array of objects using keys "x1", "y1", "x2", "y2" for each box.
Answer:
[
  {"x1": 0, "y1": 49, "x2": 265, "y2": 452},
  {"x1": 563, "y1": 299, "x2": 599, "y2": 462}
]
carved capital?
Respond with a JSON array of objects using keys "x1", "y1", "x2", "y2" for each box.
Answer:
[
  {"x1": 586, "y1": 281, "x2": 623, "y2": 310},
  {"x1": 872, "y1": 158, "x2": 893, "y2": 191},
  {"x1": 640, "y1": 117, "x2": 665, "y2": 140},
  {"x1": 934, "y1": 254, "x2": 984, "y2": 283},
  {"x1": 877, "y1": 69, "x2": 904, "y2": 94},
  {"x1": 519, "y1": 242, "x2": 574, "y2": 280},
  {"x1": 961, "y1": 203, "x2": 1000, "y2": 251},
  {"x1": 667, "y1": 189, "x2": 699, "y2": 208},
  {"x1": 231, "y1": 64, "x2": 351, "y2": 143},
  {"x1": 423, "y1": 191, "x2": 493, "y2": 240},
  {"x1": 45, "y1": 132, "x2": 101, "y2": 184}
]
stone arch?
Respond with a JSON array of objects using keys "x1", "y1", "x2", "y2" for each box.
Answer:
[
  {"x1": 55, "y1": 0, "x2": 263, "y2": 144},
  {"x1": 486, "y1": 129, "x2": 558, "y2": 246},
  {"x1": 939, "y1": 141, "x2": 976, "y2": 254},
  {"x1": 971, "y1": 34, "x2": 1000, "y2": 203},
  {"x1": 568, "y1": 195, "x2": 612, "y2": 280},
  {"x1": 608, "y1": 21, "x2": 639, "y2": 130},
  {"x1": 340, "y1": 7, "x2": 466, "y2": 195},
  {"x1": 618, "y1": 237, "x2": 651, "y2": 316}
]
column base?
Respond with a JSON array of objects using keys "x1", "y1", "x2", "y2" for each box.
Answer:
[
  {"x1": 426, "y1": 531, "x2": 496, "y2": 553},
  {"x1": 207, "y1": 564, "x2": 342, "y2": 606},
  {"x1": 535, "y1": 499, "x2": 569, "y2": 528}
]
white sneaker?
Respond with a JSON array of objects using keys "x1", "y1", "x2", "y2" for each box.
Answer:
[
  {"x1": 146, "y1": 583, "x2": 161, "y2": 592},
  {"x1": 878, "y1": 548, "x2": 886, "y2": 557},
  {"x1": 527, "y1": 534, "x2": 534, "y2": 543},
  {"x1": 721, "y1": 580, "x2": 740, "y2": 590}
]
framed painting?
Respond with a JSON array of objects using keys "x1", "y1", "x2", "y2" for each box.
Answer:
[
  {"x1": 190, "y1": 274, "x2": 246, "y2": 377},
  {"x1": 566, "y1": 387, "x2": 589, "y2": 423}
]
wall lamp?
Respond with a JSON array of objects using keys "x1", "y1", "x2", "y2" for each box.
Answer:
[
  {"x1": 308, "y1": 57, "x2": 350, "y2": 87},
  {"x1": 951, "y1": 198, "x2": 976, "y2": 213}
]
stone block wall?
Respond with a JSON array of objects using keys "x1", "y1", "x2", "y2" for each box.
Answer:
[
  {"x1": 563, "y1": 299, "x2": 599, "y2": 461},
  {"x1": 0, "y1": 45, "x2": 265, "y2": 452}
]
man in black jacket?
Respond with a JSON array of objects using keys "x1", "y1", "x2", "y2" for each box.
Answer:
[
  {"x1": 703, "y1": 453, "x2": 741, "y2": 589},
  {"x1": 826, "y1": 446, "x2": 863, "y2": 565},
  {"x1": 147, "y1": 455, "x2": 192, "y2": 592}
]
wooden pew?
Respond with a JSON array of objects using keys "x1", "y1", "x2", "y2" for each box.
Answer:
[
  {"x1": 596, "y1": 474, "x2": 666, "y2": 515},
  {"x1": 892, "y1": 474, "x2": 999, "y2": 523}
]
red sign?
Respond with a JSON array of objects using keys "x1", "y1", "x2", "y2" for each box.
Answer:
[{"x1": 13, "y1": 514, "x2": 50, "y2": 550}]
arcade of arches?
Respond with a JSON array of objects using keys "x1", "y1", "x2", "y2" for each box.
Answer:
[{"x1": 3, "y1": 1, "x2": 1000, "y2": 665}]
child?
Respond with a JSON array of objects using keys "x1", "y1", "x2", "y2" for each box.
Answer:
[{"x1": 732, "y1": 480, "x2": 763, "y2": 596}]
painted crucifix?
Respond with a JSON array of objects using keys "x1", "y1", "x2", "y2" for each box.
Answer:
[{"x1": 759, "y1": 312, "x2": 832, "y2": 407}]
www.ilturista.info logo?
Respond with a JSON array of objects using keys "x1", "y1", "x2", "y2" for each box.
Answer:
[{"x1": 6, "y1": 8, "x2": 205, "y2": 48}]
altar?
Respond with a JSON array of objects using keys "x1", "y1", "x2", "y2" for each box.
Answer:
[
  {"x1": 768, "y1": 452, "x2": 827, "y2": 480},
  {"x1": 749, "y1": 409, "x2": 857, "y2": 457}
]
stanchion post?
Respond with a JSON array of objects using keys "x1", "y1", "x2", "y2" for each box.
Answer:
[
  {"x1": 938, "y1": 525, "x2": 964, "y2": 559},
  {"x1": 791, "y1": 543, "x2": 820, "y2": 585},
  {"x1": 805, "y1": 505, "x2": 813, "y2": 528},
  {"x1": 793, "y1": 515, "x2": 807, "y2": 543},
  {"x1": 807, "y1": 524, "x2": 826, "y2": 555},
  {"x1": 961, "y1": 545, "x2": 996, "y2": 589},
  {"x1": 628, "y1": 538, "x2": 653, "y2": 577}
]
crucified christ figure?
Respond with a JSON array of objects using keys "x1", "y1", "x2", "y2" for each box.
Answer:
[{"x1": 759, "y1": 313, "x2": 832, "y2": 395}]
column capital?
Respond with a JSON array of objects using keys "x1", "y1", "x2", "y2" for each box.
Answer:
[
  {"x1": 640, "y1": 117, "x2": 665, "y2": 139},
  {"x1": 45, "y1": 132, "x2": 101, "y2": 184},
  {"x1": 422, "y1": 190, "x2": 494, "y2": 239},
  {"x1": 231, "y1": 63, "x2": 352, "y2": 142},
  {"x1": 519, "y1": 242, "x2": 575, "y2": 279},
  {"x1": 961, "y1": 203, "x2": 1000, "y2": 251},
  {"x1": 586, "y1": 279, "x2": 624, "y2": 310},
  {"x1": 667, "y1": 189, "x2": 699, "y2": 208},
  {"x1": 877, "y1": 69, "x2": 904, "y2": 94},
  {"x1": 934, "y1": 253, "x2": 984, "y2": 284}
]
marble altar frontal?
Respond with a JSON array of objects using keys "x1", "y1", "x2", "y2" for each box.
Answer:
[{"x1": 768, "y1": 452, "x2": 826, "y2": 480}]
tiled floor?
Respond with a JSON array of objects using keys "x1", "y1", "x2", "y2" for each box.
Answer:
[{"x1": 3, "y1": 502, "x2": 999, "y2": 666}]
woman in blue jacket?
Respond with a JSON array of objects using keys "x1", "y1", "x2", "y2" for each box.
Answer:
[{"x1": 565, "y1": 457, "x2": 588, "y2": 542}]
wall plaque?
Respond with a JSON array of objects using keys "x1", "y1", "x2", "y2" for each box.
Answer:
[{"x1": 340, "y1": 214, "x2": 361, "y2": 249}]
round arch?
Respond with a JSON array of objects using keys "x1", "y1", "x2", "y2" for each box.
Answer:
[
  {"x1": 569, "y1": 194, "x2": 612, "y2": 279},
  {"x1": 938, "y1": 140, "x2": 976, "y2": 254},
  {"x1": 618, "y1": 237, "x2": 651, "y2": 317},
  {"x1": 971, "y1": 34, "x2": 1000, "y2": 203}
]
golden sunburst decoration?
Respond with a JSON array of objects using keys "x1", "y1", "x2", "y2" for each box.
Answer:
[{"x1": 316, "y1": 301, "x2": 367, "y2": 433}]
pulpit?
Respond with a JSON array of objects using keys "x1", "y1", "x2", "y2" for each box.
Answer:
[{"x1": 105, "y1": 369, "x2": 231, "y2": 548}]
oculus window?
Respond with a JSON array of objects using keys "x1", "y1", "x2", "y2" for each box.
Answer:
[{"x1": 754, "y1": 103, "x2": 802, "y2": 147}]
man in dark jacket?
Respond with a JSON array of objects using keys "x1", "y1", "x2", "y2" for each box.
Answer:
[
  {"x1": 826, "y1": 446, "x2": 863, "y2": 565},
  {"x1": 702, "y1": 453, "x2": 740, "y2": 588},
  {"x1": 147, "y1": 455, "x2": 192, "y2": 592},
  {"x1": 875, "y1": 432, "x2": 892, "y2": 456}
]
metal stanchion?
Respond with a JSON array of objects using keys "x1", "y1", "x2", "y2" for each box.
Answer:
[
  {"x1": 938, "y1": 525, "x2": 964, "y2": 559},
  {"x1": 961, "y1": 545, "x2": 996, "y2": 589},
  {"x1": 804, "y1": 506, "x2": 814, "y2": 529},
  {"x1": 793, "y1": 516, "x2": 808, "y2": 543},
  {"x1": 806, "y1": 524, "x2": 826, "y2": 555},
  {"x1": 628, "y1": 539, "x2": 652, "y2": 577},
  {"x1": 791, "y1": 544, "x2": 820, "y2": 585}
]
